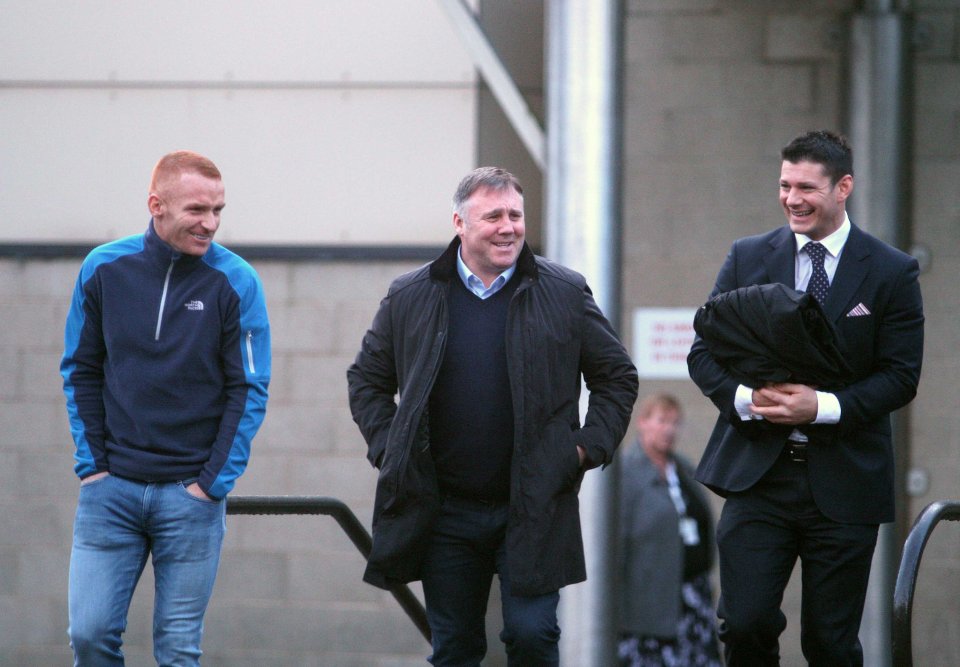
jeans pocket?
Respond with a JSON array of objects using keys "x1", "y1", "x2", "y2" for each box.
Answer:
[
  {"x1": 79, "y1": 472, "x2": 111, "y2": 488},
  {"x1": 177, "y1": 480, "x2": 219, "y2": 505}
]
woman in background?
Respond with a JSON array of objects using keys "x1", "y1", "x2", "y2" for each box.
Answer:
[{"x1": 617, "y1": 393, "x2": 722, "y2": 667}]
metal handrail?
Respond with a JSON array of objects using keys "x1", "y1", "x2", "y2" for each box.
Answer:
[
  {"x1": 892, "y1": 500, "x2": 960, "y2": 666},
  {"x1": 226, "y1": 495, "x2": 431, "y2": 644}
]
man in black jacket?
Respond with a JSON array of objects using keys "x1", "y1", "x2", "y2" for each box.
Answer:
[
  {"x1": 348, "y1": 167, "x2": 637, "y2": 665},
  {"x1": 688, "y1": 131, "x2": 924, "y2": 666}
]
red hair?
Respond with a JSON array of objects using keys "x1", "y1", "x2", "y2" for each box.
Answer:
[{"x1": 149, "y1": 150, "x2": 221, "y2": 193}]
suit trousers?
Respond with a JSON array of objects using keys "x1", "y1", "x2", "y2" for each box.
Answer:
[{"x1": 715, "y1": 450, "x2": 879, "y2": 666}]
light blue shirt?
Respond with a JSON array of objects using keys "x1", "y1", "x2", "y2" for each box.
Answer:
[{"x1": 456, "y1": 249, "x2": 516, "y2": 299}]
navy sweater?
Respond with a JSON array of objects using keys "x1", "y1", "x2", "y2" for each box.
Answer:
[
  {"x1": 428, "y1": 274, "x2": 519, "y2": 502},
  {"x1": 60, "y1": 221, "x2": 271, "y2": 499}
]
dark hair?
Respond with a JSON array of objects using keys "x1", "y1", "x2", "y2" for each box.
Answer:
[
  {"x1": 780, "y1": 130, "x2": 853, "y2": 185},
  {"x1": 452, "y1": 167, "x2": 523, "y2": 217}
]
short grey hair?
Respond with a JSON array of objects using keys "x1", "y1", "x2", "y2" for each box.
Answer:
[{"x1": 452, "y1": 167, "x2": 523, "y2": 218}]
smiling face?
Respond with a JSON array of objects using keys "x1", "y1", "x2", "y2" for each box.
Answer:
[
  {"x1": 454, "y1": 185, "x2": 525, "y2": 286},
  {"x1": 779, "y1": 159, "x2": 853, "y2": 241},
  {"x1": 148, "y1": 170, "x2": 225, "y2": 256}
]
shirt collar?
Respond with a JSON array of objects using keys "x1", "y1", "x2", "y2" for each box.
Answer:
[
  {"x1": 456, "y1": 248, "x2": 516, "y2": 298},
  {"x1": 794, "y1": 212, "x2": 851, "y2": 258}
]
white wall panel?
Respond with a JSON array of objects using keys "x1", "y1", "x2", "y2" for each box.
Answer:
[
  {"x1": 0, "y1": 1, "x2": 481, "y2": 244},
  {"x1": 1, "y1": 1, "x2": 475, "y2": 83},
  {"x1": 0, "y1": 86, "x2": 476, "y2": 244}
]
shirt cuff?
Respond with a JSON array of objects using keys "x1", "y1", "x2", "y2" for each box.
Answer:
[
  {"x1": 813, "y1": 391, "x2": 841, "y2": 424},
  {"x1": 735, "y1": 384, "x2": 763, "y2": 421}
]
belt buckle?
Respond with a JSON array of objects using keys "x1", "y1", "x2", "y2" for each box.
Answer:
[{"x1": 787, "y1": 443, "x2": 808, "y2": 462}]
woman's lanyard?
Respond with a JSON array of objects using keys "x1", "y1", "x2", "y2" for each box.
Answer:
[{"x1": 665, "y1": 461, "x2": 700, "y2": 546}]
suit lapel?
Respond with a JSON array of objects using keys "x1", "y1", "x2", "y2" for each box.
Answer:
[
  {"x1": 824, "y1": 223, "x2": 871, "y2": 321},
  {"x1": 763, "y1": 226, "x2": 796, "y2": 286}
]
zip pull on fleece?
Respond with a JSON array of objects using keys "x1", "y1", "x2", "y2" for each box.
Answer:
[{"x1": 155, "y1": 257, "x2": 176, "y2": 340}]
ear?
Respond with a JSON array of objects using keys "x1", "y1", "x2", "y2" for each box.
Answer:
[
  {"x1": 835, "y1": 174, "x2": 853, "y2": 203},
  {"x1": 453, "y1": 211, "x2": 465, "y2": 237},
  {"x1": 148, "y1": 192, "x2": 163, "y2": 217}
]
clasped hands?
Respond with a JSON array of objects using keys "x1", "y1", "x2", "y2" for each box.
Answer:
[{"x1": 750, "y1": 383, "x2": 819, "y2": 425}]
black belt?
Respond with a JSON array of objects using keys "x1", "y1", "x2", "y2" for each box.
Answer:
[{"x1": 783, "y1": 442, "x2": 808, "y2": 463}]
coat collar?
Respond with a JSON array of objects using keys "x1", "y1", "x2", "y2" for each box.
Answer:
[
  {"x1": 145, "y1": 219, "x2": 206, "y2": 268},
  {"x1": 622, "y1": 442, "x2": 671, "y2": 486},
  {"x1": 429, "y1": 236, "x2": 537, "y2": 282},
  {"x1": 762, "y1": 226, "x2": 797, "y2": 288}
]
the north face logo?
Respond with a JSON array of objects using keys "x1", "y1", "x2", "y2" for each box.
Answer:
[{"x1": 185, "y1": 300, "x2": 204, "y2": 311}]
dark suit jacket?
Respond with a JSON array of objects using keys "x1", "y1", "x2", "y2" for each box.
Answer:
[{"x1": 688, "y1": 223, "x2": 924, "y2": 524}]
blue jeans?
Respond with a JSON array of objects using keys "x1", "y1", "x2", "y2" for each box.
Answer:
[
  {"x1": 420, "y1": 496, "x2": 561, "y2": 666},
  {"x1": 68, "y1": 474, "x2": 226, "y2": 667}
]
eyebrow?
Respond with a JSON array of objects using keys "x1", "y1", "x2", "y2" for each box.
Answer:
[
  {"x1": 186, "y1": 202, "x2": 225, "y2": 210},
  {"x1": 483, "y1": 207, "x2": 523, "y2": 216}
]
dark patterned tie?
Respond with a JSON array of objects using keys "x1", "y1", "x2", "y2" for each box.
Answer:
[{"x1": 804, "y1": 242, "x2": 830, "y2": 305}]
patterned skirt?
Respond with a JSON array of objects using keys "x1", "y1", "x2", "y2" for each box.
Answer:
[{"x1": 617, "y1": 572, "x2": 722, "y2": 667}]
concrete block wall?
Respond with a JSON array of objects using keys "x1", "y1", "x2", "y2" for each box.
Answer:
[
  {"x1": 0, "y1": 258, "x2": 79, "y2": 665},
  {"x1": 908, "y1": 3, "x2": 960, "y2": 663}
]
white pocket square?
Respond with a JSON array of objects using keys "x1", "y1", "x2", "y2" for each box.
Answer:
[{"x1": 847, "y1": 303, "x2": 871, "y2": 317}]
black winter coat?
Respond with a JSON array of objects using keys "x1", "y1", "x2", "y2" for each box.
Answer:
[{"x1": 347, "y1": 237, "x2": 638, "y2": 596}]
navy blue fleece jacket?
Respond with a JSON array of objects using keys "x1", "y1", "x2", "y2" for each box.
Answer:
[{"x1": 61, "y1": 221, "x2": 270, "y2": 499}]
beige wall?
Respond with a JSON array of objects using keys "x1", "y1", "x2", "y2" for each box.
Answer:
[{"x1": 1, "y1": 0, "x2": 959, "y2": 665}]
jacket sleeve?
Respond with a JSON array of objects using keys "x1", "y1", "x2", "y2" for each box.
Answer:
[
  {"x1": 688, "y1": 242, "x2": 747, "y2": 416},
  {"x1": 60, "y1": 262, "x2": 108, "y2": 480},
  {"x1": 347, "y1": 290, "x2": 399, "y2": 469},
  {"x1": 200, "y1": 265, "x2": 271, "y2": 499},
  {"x1": 575, "y1": 286, "x2": 639, "y2": 468}
]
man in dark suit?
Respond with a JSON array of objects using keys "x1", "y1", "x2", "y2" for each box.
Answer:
[{"x1": 687, "y1": 130, "x2": 924, "y2": 666}]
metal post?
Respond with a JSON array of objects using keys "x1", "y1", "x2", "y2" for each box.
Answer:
[
  {"x1": 844, "y1": 3, "x2": 913, "y2": 665},
  {"x1": 545, "y1": 1, "x2": 624, "y2": 665},
  {"x1": 893, "y1": 500, "x2": 960, "y2": 666}
]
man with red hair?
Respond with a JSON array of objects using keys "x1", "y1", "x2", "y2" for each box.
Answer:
[{"x1": 61, "y1": 151, "x2": 271, "y2": 665}]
